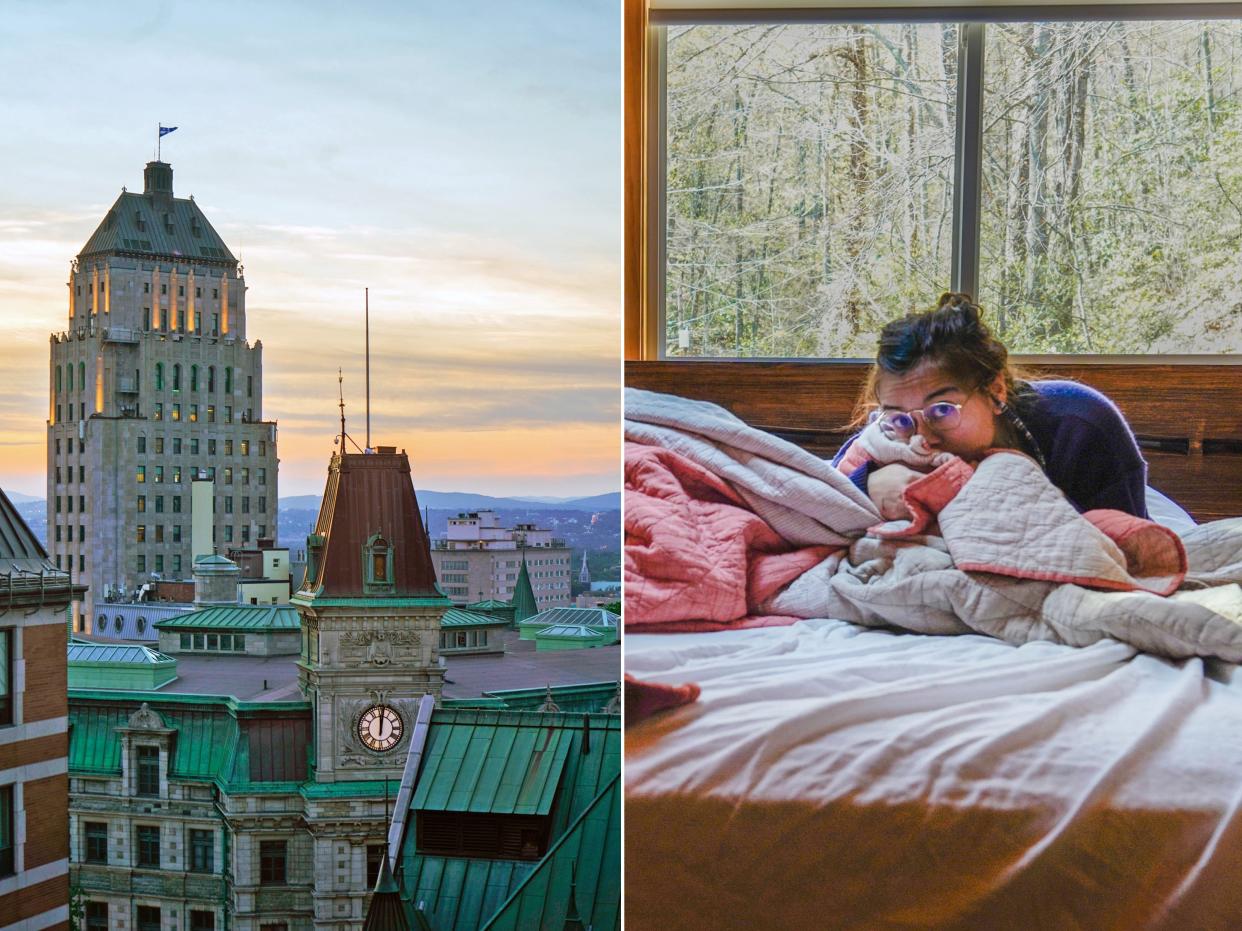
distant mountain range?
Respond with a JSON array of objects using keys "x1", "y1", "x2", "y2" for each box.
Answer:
[
  {"x1": 280, "y1": 491, "x2": 619, "y2": 512},
  {"x1": 3, "y1": 491, "x2": 43, "y2": 504}
]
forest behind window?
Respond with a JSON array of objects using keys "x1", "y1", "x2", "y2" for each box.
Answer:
[{"x1": 665, "y1": 19, "x2": 1242, "y2": 357}]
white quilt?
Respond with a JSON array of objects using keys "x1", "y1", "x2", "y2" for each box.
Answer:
[{"x1": 626, "y1": 622, "x2": 1242, "y2": 930}]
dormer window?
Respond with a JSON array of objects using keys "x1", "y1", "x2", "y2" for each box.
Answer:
[
  {"x1": 364, "y1": 533, "x2": 394, "y2": 594},
  {"x1": 136, "y1": 745, "x2": 160, "y2": 796}
]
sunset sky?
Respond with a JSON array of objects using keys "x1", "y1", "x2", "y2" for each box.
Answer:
[{"x1": 0, "y1": 0, "x2": 619, "y2": 498}]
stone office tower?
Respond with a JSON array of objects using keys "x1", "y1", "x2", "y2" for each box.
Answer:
[{"x1": 47, "y1": 161, "x2": 278, "y2": 623}]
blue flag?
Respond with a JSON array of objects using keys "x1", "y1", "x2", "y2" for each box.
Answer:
[{"x1": 159, "y1": 125, "x2": 177, "y2": 137}]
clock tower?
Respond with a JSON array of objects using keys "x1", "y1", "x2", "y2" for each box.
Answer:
[{"x1": 293, "y1": 445, "x2": 450, "y2": 782}]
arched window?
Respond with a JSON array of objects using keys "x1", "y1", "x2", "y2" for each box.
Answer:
[
  {"x1": 363, "y1": 533, "x2": 394, "y2": 594},
  {"x1": 65, "y1": 364, "x2": 72, "y2": 392},
  {"x1": 225, "y1": 366, "x2": 233, "y2": 394},
  {"x1": 208, "y1": 366, "x2": 216, "y2": 393},
  {"x1": 79, "y1": 362, "x2": 85, "y2": 393},
  {"x1": 191, "y1": 364, "x2": 199, "y2": 392},
  {"x1": 55, "y1": 366, "x2": 62, "y2": 394},
  {"x1": 155, "y1": 363, "x2": 164, "y2": 391},
  {"x1": 173, "y1": 363, "x2": 182, "y2": 391}
]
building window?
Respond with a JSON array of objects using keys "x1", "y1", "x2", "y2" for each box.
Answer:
[
  {"x1": 136, "y1": 746, "x2": 160, "y2": 796},
  {"x1": 417, "y1": 811, "x2": 550, "y2": 860},
  {"x1": 154, "y1": 554, "x2": 164, "y2": 573},
  {"x1": 225, "y1": 366, "x2": 233, "y2": 394},
  {"x1": 171, "y1": 404, "x2": 181, "y2": 422},
  {"x1": 207, "y1": 404, "x2": 215, "y2": 423},
  {"x1": 136, "y1": 825, "x2": 161, "y2": 868},
  {"x1": 190, "y1": 438, "x2": 199, "y2": 455},
  {"x1": 241, "y1": 524, "x2": 250, "y2": 543},
  {"x1": 85, "y1": 902, "x2": 109, "y2": 931},
  {"x1": 154, "y1": 363, "x2": 163, "y2": 391},
  {"x1": 154, "y1": 496, "x2": 163, "y2": 514},
  {"x1": 153, "y1": 402, "x2": 163, "y2": 421},
  {"x1": 173, "y1": 525, "x2": 182, "y2": 543},
  {"x1": 223, "y1": 467, "x2": 233, "y2": 485},
  {"x1": 173, "y1": 466, "x2": 182, "y2": 483},
  {"x1": 225, "y1": 405, "x2": 233, "y2": 423},
  {"x1": 136, "y1": 525, "x2": 146, "y2": 543},
  {"x1": 208, "y1": 366, "x2": 216, "y2": 392},
  {"x1": 55, "y1": 524, "x2": 62, "y2": 542},
  {"x1": 172, "y1": 554, "x2": 182, "y2": 573},
  {"x1": 224, "y1": 497, "x2": 233, "y2": 514},
  {"x1": 191, "y1": 911, "x2": 216, "y2": 931},
  {"x1": 136, "y1": 554, "x2": 146, "y2": 573},
  {"x1": 137, "y1": 905, "x2": 161, "y2": 931},
  {"x1": 154, "y1": 525, "x2": 165, "y2": 543},
  {"x1": 240, "y1": 439, "x2": 250, "y2": 456},
  {"x1": 258, "y1": 497, "x2": 266, "y2": 513},
  {"x1": 84, "y1": 821, "x2": 108, "y2": 863},
  {"x1": 224, "y1": 439, "x2": 233, "y2": 456},
  {"x1": 259, "y1": 839, "x2": 287, "y2": 885},
  {"x1": 190, "y1": 404, "x2": 198, "y2": 422},
  {"x1": 173, "y1": 496, "x2": 182, "y2": 513},
  {"x1": 258, "y1": 468, "x2": 266, "y2": 486},
  {"x1": 241, "y1": 468, "x2": 250, "y2": 486},
  {"x1": 155, "y1": 466, "x2": 164, "y2": 484},
  {"x1": 190, "y1": 829, "x2": 214, "y2": 873},
  {"x1": 136, "y1": 466, "x2": 145, "y2": 484},
  {"x1": 191, "y1": 364, "x2": 199, "y2": 391},
  {"x1": 135, "y1": 617, "x2": 146, "y2": 635},
  {"x1": 241, "y1": 496, "x2": 250, "y2": 514},
  {"x1": 367, "y1": 843, "x2": 386, "y2": 888},
  {"x1": 224, "y1": 525, "x2": 234, "y2": 543},
  {"x1": 79, "y1": 524, "x2": 85, "y2": 542},
  {"x1": 0, "y1": 785, "x2": 11, "y2": 877},
  {"x1": 79, "y1": 553, "x2": 85, "y2": 572},
  {"x1": 172, "y1": 363, "x2": 182, "y2": 391}
]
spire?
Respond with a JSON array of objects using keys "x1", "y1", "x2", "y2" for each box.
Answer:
[
  {"x1": 510, "y1": 553, "x2": 538, "y2": 624},
  {"x1": 538, "y1": 684, "x2": 560, "y2": 713},
  {"x1": 578, "y1": 551, "x2": 591, "y2": 585},
  {"x1": 362, "y1": 850, "x2": 411, "y2": 931}
]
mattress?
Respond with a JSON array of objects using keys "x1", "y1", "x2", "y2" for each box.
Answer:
[{"x1": 625, "y1": 620, "x2": 1242, "y2": 930}]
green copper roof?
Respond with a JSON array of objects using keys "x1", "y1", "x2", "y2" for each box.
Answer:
[
  {"x1": 68, "y1": 702, "x2": 238, "y2": 780},
  {"x1": 68, "y1": 641, "x2": 175, "y2": 665},
  {"x1": 154, "y1": 604, "x2": 300, "y2": 631},
  {"x1": 396, "y1": 710, "x2": 620, "y2": 931},
  {"x1": 442, "y1": 683, "x2": 619, "y2": 715},
  {"x1": 481, "y1": 775, "x2": 621, "y2": 931},
  {"x1": 465, "y1": 600, "x2": 511, "y2": 611},
  {"x1": 522, "y1": 608, "x2": 618, "y2": 630},
  {"x1": 535, "y1": 625, "x2": 604, "y2": 640},
  {"x1": 411, "y1": 716, "x2": 573, "y2": 816},
  {"x1": 441, "y1": 608, "x2": 507, "y2": 629},
  {"x1": 400, "y1": 858, "x2": 535, "y2": 931},
  {"x1": 78, "y1": 184, "x2": 237, "y2": 265},
  {"x1": 510, "y1": 559, "x2": 538, "y2": 624}
]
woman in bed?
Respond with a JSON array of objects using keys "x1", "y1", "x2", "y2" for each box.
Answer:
[{"x1": 834, "y1": 292, "x2": 1150, "y2": 522}]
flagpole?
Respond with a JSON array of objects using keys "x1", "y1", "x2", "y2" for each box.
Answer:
[{"x1": 157, "y1": 123, "x2": 161, "y2": 161}]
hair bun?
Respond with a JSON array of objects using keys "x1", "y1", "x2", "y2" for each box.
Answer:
[{"x1": 937, "y1": 291, "x2": 974, "y2": 311}]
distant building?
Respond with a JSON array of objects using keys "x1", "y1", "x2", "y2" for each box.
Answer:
[
  {"x1": 431, "y1": 511, "x2": 572, "y2": 609},
  {"x1": 578, "y1": 550, "x2": 591, "y2": 585},
  {"x1": 47, "y1": 160, "x2": 279, "y2": 626},
  {"x1": 67, "y1": 444, "x2": 619, "y2": 930},
  {"x1": 0, "y1": 487, "x2": 84, "y2": 930}
]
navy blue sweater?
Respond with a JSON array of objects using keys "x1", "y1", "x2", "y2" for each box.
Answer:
[{"x1": 833, "y1": 380, "x2": 1149, "y2": 518}]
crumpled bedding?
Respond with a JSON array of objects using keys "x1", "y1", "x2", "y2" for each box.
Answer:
[{"x1": 624, "y1": 388, "x2": 1242, "y2": 662}]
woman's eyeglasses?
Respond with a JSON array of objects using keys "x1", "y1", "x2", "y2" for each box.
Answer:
[{"x1": 869, "y1": 401, "x2": 965, "y2": 440}]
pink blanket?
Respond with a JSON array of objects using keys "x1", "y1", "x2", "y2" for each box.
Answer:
[{"x1": 625, "y1": 442, "x2": 833, "y2": 631}]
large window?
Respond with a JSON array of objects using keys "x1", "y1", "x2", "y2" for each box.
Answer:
[
  {"x1": 657, "y1": 12, "x2": 1242, "y2": 357},
  {"x1": 84, "y1": 821, "x2": 108, "y2": 863},
  {"x1": 190, "y1": 828, "x2": 214, "y2": 872},
  {"x1": 259, "y1": 839, "x2": 287, "y2": 884},
  {"x1": 136, "y1": 746, "x2": 160, "y2": 796},
  {"x1": 137, "y1": 906, "x2": 161, "y2": 931},
  {"x1": 0, "y1": 786, "x2": 12, "y2": 876},
  {"x1": 85, "y1": 903, "x2": 109, "y2": 931},
  {"x1": 0, "y1": 630, "x2": 12, "y2": 726},
  {"x1": 136, "y1": 825, "x2": 161, "y2": 868}
]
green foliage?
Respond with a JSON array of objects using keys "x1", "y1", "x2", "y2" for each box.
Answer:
[{"x1": 667, "y1": 19, "x2": 1242, "y2": 357}]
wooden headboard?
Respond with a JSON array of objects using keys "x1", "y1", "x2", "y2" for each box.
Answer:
[{"x1": 626, "y1": 361, "x2": 1242, "y2": 523}]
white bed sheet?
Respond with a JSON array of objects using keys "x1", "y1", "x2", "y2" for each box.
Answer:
[{"x1": 625, "y1": 620, "x2": 1242, "y2": 930}]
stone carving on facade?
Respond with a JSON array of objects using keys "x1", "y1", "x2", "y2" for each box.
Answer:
[
  {"x1": 126, "y1": 702, "x2": 165, "y2": 730},
  {"x1": 339, "y1": 627, "x2": 419, "y2": 667}
]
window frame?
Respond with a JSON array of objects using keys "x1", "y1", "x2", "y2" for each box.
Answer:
[
  {"x1": 632, "y1": 0, "x2": 1242, "y2": 362},
  {"x1": 84, "y1": 820, "x2": 108, "y2": 864},
  {"x1": 259, "y1": 838, "x2": 288, "y2": 885}
]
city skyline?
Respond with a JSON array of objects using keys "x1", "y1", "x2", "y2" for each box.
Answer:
[{"x1": 0, "y1": 0, "x2": 620, "y2": 498}]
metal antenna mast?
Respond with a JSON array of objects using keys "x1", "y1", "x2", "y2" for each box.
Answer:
[
  {"x1": 338, "y1": 368, "x2": 346, "y2": 449},
  {"x1": 365, "y1": 287, "x2": 371, "y2": 451}
]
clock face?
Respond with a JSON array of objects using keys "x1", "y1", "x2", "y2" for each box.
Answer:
[{"x1": 357, "y1": 705, "x2": 404, "y2": 752}]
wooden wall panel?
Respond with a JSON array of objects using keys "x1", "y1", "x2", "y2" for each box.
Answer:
[{"x1": 626, "y1": 360, "x2": 1242, "y2": 522}]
